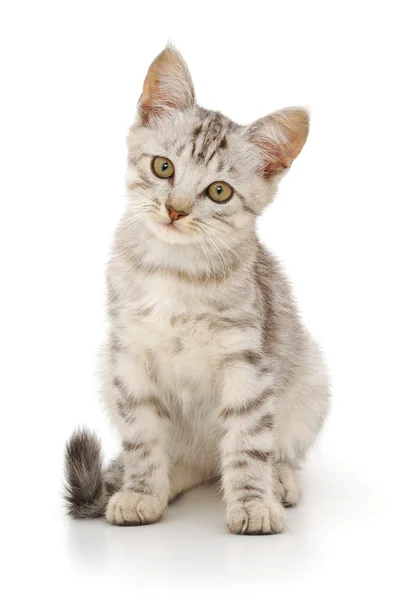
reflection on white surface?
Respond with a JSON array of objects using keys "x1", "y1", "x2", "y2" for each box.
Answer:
[
  {"x1": 4, "y1": 421, "x2": 395, "y2": 599},
  {"x1": 16, "y1": 452, "x2": 388, "y2": 597}
]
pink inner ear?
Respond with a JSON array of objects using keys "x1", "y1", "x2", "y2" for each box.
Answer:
[
  {"x1": 249, "y1": 108, "x2": 309, "y2": 177},
  {"x1": 138, "y1": 46, "x2": 195, "y2": 124},
  {"x1": 140, "y1": 90, "x2": 181, "y2": 124},
  {"x1": 263, "y1": 161, "x2": 284, "y2": 176},
  {"x1": 263, "y1": 156, "x2": 287, "y2": 176},
  {"x1": 140, "y1": 74, "x2": 163, "y2": 123},
  {"x1": 256, "y1": 138, "x2": 290, "y2": 176}
]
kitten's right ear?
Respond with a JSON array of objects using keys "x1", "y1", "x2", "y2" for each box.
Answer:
[{"x1": 137, "y1": 45, "x2": 195, "y2": 125}]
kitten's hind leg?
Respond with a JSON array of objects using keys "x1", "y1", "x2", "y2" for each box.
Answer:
[
  {"x1": 104, "y1": 460, "x2": 207, "y2": 505},
  {"x1": 168, "y1": 464, "x2": 207, "y2": 503},
  {"x1": 273, "y1": 463, "x2": 301, "y2": 507}
]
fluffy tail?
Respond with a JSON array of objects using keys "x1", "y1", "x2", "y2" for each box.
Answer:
[{"x1": 64, "y1": 428, "x2": 107, "y2": 518}]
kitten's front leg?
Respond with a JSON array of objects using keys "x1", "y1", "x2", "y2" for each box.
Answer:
[
  {"x1": 105, "y1": 356, "x2": 170, "y2": 526},
  {"x1": 219, "y1": 352, "x2": 285, "y2": 535}
]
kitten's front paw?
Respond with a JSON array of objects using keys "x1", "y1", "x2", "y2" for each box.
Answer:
[
  {"x1": 226, "y1": 499, "x2": 285, "y2": 535},
  {"x1": 106, "y1": 491, "x2": 164, "y2": 526}
]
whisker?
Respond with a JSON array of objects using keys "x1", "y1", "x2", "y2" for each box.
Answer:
[
  {"x1": 200, "y1": 229, "x2": 229, "y2": 280},
  {"x1": 196, "y1": 224, "x2": 229, "y2": 283},
  {"x1": 196, "y1": 222, "x2": 251, "y2": 277},
  {"x1": 213, "y1": 215, "x2": 232, "y2": 227},
  {"x1": 200, "y1": 235, "x2": 216, "y2": 284},
  {"x1": 196, "y1": 218, "x2": 225, "y2": 234},
  {"x1": 194, "y1": 239, "x2": 211, "y2": 289}
]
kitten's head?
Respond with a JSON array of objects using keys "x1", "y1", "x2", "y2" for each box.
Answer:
[{"x1": 126, "y1": 46, "x2": 309, "y2": 246}]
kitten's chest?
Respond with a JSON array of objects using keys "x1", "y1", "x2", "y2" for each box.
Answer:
[{"x1": 115, "y1": 277, "x2": 242, "y2": 395}]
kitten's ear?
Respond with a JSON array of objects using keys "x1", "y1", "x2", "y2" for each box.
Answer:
[
  {"x1": 247, "y1": 108, "x2": 309, "y2": 177},
  {"x1": 138, "y1": 45, "x2": 195, "y2": 125}
]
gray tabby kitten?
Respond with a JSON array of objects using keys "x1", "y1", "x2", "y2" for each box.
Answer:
[{"x1": 64, "y1": 46, "x2": 330, "y2": 535}]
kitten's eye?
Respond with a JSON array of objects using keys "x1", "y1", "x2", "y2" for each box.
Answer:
[
  {"x1": 152, "y1": 156, "x2": 174, "y2": 179},
  {"x1": 207, "y1": 181, "x2": 233, "y2": 203}
]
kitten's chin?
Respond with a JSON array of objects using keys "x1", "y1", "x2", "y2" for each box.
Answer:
[{"x1": 147, "y1": 219, "x2": 195, "y2": 246}]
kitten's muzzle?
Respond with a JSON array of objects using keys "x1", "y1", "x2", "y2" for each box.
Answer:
[{"x1": 166, "y1": 205, "x2": 188, "y2": 221}]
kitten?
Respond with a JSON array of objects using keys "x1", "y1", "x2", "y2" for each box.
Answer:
[{"x1": 64, "y1": 45, "x2": 330, "y2": 534}]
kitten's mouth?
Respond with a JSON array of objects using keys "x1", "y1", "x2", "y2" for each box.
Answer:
[
  {"x1": 164, "y1": 220, "x2": 184, "y2": 233},
  {"x1": 147, "y1": 216, "x2": 194, "y2": 245}
]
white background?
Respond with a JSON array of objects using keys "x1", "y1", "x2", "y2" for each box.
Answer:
[{"x1": 1, "y1": 1, "x2": 397, "y2": 598}]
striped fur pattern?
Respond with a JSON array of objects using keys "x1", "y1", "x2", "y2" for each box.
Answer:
[{"x1": 64, "y1": 46, "x2": 330, "y2": 534}]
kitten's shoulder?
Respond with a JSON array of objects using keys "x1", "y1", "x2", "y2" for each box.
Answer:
[
  {"x1": 254, "y1": 242, "x2": 290, "y2": 291},
  {"x1": 106, "y1": 219, "x2": 142, "y2": 296},
  {"x1": 109, "y1": 219, "x2": 140, "y2": 267},
  {"x1": 254, "y1": 241, "x2": 301, "y2": 342}
]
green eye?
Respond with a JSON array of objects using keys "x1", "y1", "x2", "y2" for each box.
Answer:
[
  {"x1": 207, "y1": 181, "x2": 233, "y2": 203},
  {"x1": 152, "y1": 156, "x2": 174, "y2": 178}
]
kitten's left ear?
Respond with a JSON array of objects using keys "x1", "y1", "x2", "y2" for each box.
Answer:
[
  {"x1": 138, "y1": 45, "x2": 195, "y2": 125},
  {"x1": 247, "y1": 108, "x2": 309, "y2": 177}
]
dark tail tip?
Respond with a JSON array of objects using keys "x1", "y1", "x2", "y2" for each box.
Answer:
[{"x1": 64, "y1": 427, "x2": 105, "y2": 519}]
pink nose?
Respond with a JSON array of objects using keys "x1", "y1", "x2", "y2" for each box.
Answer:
[{"x1": 167, "y1": 205, "x2": 188, "y2": 221}]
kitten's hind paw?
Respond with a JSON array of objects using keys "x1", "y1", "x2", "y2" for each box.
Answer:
[
  {"x1": 106, "y1": 491, "x2": 164, "y2": 526},
  {"x1": 274, "y1": 463, "x2": 301, "y2": 507},
  {"x1": 226, "y1": 499, "x2": 285, "y2": 535}
]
